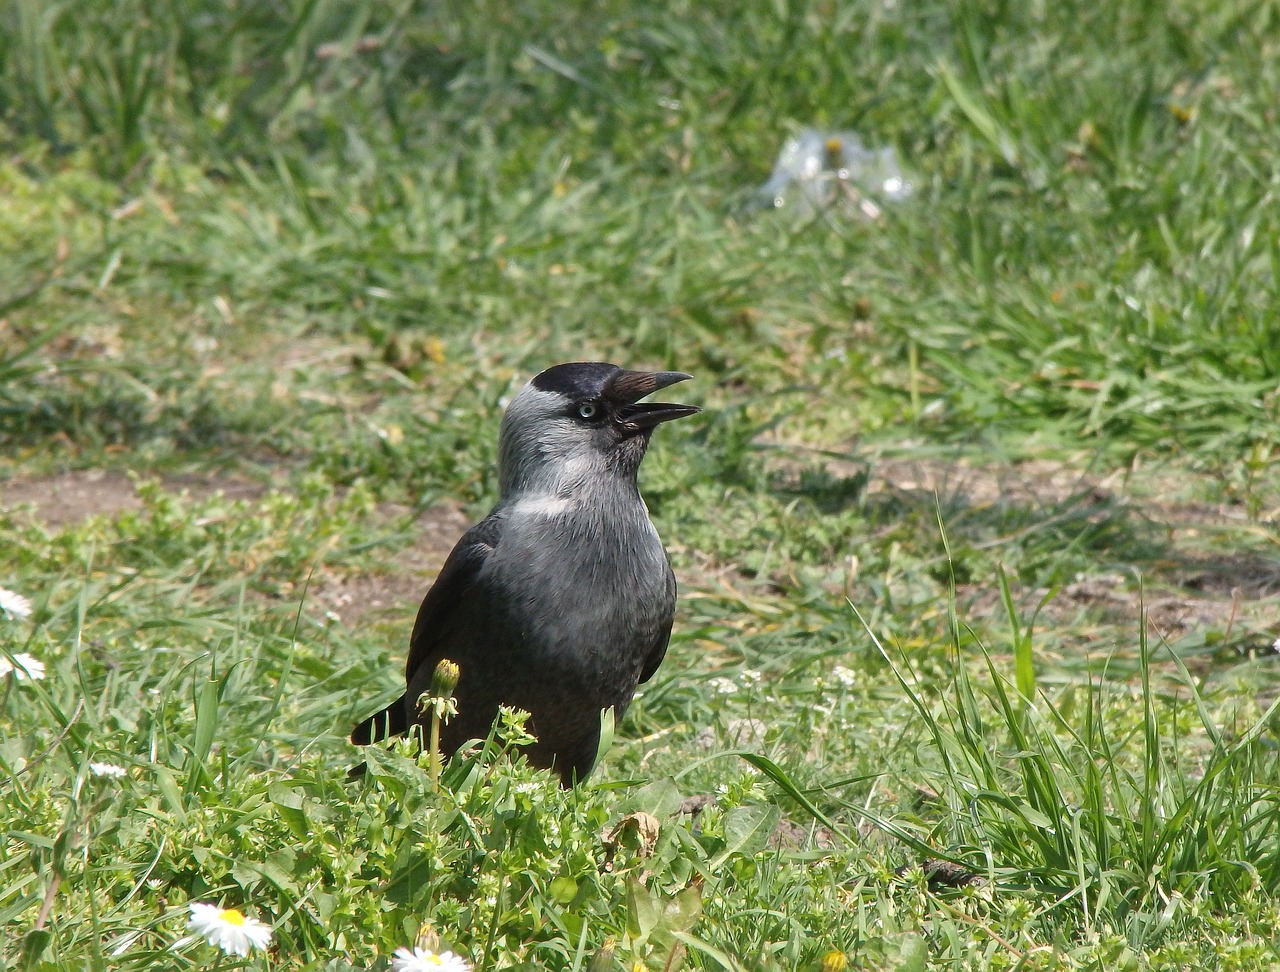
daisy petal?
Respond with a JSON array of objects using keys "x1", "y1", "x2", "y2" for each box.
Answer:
[
  {"x1": 187, "y1": 902, "x2": 273, "y2": 956},
  {"x1": 391, "y1": 945, "x2": 473, "y2": 972},
  {"x1": 0, "y1": 586, "x2": 32, "y2": 620}
]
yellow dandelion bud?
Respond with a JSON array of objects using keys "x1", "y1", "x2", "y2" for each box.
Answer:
[{"x1": 431, "y1": 659, "x2": 461, "y2": 698}]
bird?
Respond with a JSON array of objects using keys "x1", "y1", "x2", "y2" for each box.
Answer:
[{"x1": 350, "y1": 361, "x2": 699, "y2": 785}]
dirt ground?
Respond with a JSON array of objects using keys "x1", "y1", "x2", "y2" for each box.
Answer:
[
  {"x1": 306, "y1": 503, "x2": 471, "y2": 625},
  {"x1": 3, "y1": 462, "x2": 1277, "y2": 645},
  {"x1": 0, "y1": 468, "x2": 267, "y2": 527},
  {"x1": 868, "y1": 456, "x2": 1280, "y2": 642},
  {"x1": 0, "y1": 468, "x2": 468, "y2": 625}
]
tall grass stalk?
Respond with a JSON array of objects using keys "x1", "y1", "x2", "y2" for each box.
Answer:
[{"x1": 850, "y1": 597, "x2": 1280, "y2": 942}]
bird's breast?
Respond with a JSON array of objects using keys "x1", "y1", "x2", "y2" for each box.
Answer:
[{"x1": 484, "y1": 506, "x2": 672, "y2": 672}]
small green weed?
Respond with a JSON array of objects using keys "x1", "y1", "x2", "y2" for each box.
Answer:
[{"x1": 4, "y1": 0, "x2": 1280, "y2": 968}]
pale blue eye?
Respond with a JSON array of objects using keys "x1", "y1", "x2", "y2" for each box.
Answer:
[{"x1": 577, "y1": 402, "x2": 598, "y2": 419}]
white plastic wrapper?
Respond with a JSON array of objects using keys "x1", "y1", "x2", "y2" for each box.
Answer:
[{"x1": 757, "y1": 128, "x2": 912, "y2": 218}]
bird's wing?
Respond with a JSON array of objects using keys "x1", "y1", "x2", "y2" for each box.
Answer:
[
  {"x1": 638, "y1": 567, "x2": 677, "y2": 685},
  {"x1": 638, "y1": 627, "x2": 671, "y2": 685},
  {"x1": 404, "y1": 513, "x2": 503, "y2": 681},
  {"x1": 350, "y1": 514, "x2": 503, "y2": 747}
]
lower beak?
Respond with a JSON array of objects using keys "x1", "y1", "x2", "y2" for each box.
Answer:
[{"x1": 617, "y1": 401, "x2": 701, "y2": 433}]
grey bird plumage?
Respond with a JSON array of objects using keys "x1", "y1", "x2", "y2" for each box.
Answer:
[{"x1": 350, "y1": 361, "x2": 699, "y2": 785}]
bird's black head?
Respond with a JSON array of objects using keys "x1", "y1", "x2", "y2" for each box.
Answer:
[
  {"x1": 529, "y1": 362, "x2": 699, "y2": 433},
  {"x1": 529, "y1": 362, "x2": 620, "y2": 401},
  {"x1": 499, "y1": 361, "x2": 699, "y2": 495}
]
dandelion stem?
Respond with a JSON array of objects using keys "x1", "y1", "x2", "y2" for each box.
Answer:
[
  {"x1": 425, "y1": 659, "x2": 460, "y2": 790},
  {"x1": 429, "y1": 707, "x2": 442, "y2": 790}
]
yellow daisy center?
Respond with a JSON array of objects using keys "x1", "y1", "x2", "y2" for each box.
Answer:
[{"x1": 221, "y1": 909, "x2": 246, "y2": 926}]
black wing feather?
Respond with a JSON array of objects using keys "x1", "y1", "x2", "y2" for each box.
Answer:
[
  {"x1": 349, "y1": 514, "x2": 502, "y2": 745},
  {"x1": 638, "y1": 627, "x2": 671, "y2": 685},
  {"x1": 405, "y1": 514, "x2": 502, "y2": 678},
  {"x1": 638, "y1": 568, "x2": 677, "y2": 685}
]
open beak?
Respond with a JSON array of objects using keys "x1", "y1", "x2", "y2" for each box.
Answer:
[{"x1": 606, "y1": 370, "x2": 701, "y2": 434}]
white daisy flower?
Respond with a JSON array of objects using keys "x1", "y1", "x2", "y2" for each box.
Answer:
[
  {"x1": 831, "y1": 665, "x2": 858, "y2": 688},
  {"x1": 740, "y1": 669, "x2": 763, "y2": 685},
  {"x1": 391, "y1": 945, "x2": 473, "y2": 972},
  {"x1": 0, "y1": 653, "x2": 45, "y2": 680},
  {"x1": 0, "y1": 586, "x2": 32, "y2": 620},
  {"x1": 708, "y1": 677, "x2": 737, "y2": 696},
  {"x1": 90, "y1": 762, "x2": 128, "y2": 779},
  {"x1": 187, "y1": 902, "x2": 272, "y2": 957}
]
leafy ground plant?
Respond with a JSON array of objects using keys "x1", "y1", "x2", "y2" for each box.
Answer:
[{"x1": 3, "y1": 0, "x2": 1280, "y2": 969}]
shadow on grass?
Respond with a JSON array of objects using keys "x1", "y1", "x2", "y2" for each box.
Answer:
[
  {"x1": 773, "y1": 454, "x2": 1170, "y2": 582},
  {"x1": 1177, "y1": 551, "x2": 1280, "y2": 599},
  {"x1": 761, "y1": 450, "x2": 1280, "y2": 660}
]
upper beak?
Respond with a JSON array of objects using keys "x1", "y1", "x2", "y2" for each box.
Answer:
[{"x1": 607, "y1": 370, "x2": 701, "y2": 433}]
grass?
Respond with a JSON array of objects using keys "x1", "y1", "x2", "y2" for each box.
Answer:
[{"x1": 3, "y1": 0, "x2": 1280, "y2": 968}]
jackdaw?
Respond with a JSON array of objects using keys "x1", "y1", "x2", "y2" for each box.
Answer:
[{"x1": 350, "y1": 361, "x2": 699, "y2": 785}]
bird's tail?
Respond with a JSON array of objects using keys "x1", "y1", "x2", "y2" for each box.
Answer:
[{"x1": 350, "y1": 697, "x2": 408, "y2": 746}]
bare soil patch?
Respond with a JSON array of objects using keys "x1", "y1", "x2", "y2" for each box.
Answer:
[
  {"x1": 957, "y1": 575, "x2": 1273, "y2": 645},
  {"x1": 0, "y1": 468, "x2": 472, "y2": 627},
  {"x1": 828, "y1": 454, "x2": 1280, "y2": 642},
  {"x1": 308, "y1": 503, "x2": 471, "y2": 625},
  {"x1": 1, "y1": 469, "x2": 267, "y2": 526},
  {"x1": 870, "y1": 457, "x2": 1105, "y2": 508},
  {"x1": 869, "y1": 456, "x2": 1262, "y2": 530},
  {"x1": 8, "y1": 460, "x2": 1276, "y2": 644}
]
